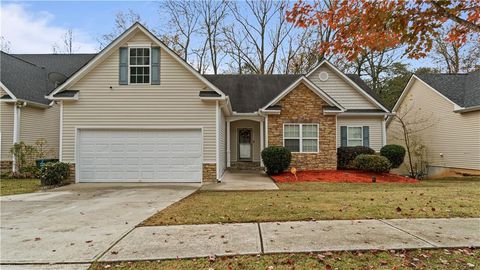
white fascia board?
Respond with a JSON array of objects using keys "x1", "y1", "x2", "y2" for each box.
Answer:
[
  {"x1": 1, "y1": 98, "x2": 50, "y2": 109},
  {"x1": 0, "y1": 82, "x2": 17, "y2": 99},
  {"x1": 47, "y1": 92, "x2": 79, "y2": 101},
  {"x1": 339, "y1": 112, "x2": 394, "y2": 117},
  {"x1": 48, "y1": 23, "x2": 226, "y2": 99},
  {"x1": 261, "y1": 76, "x2": 345, "y2": 111},
  {"x1": 454, "y1": 105, "x2": 480, "y2": 113},
  {"x1": 306, "y1": 60, "x2": 390, "y2": 113}
]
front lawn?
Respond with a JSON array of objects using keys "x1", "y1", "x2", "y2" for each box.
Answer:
[
  {"x1": 0, "y1": 179, "x2": 41, "y2": 196},
  {"x1": 90, "y1": 248, "x2": 479, "y2": 270},
  {"x1": 142, "y1": 177, "x2": 480, "y2": 226}
]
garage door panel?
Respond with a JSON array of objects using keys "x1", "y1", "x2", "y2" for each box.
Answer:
[{"x1": 78, "y1": 129, "x2": 202, "y2": 182}]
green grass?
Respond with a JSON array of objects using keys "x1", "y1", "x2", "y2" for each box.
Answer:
[
  {"x1": 142, "y1": 177, "x2": 480, "y2": 226},
  {"x1": 0, "y1": 178, "x2": 41, "y2": 196},
  {"x1": 90, "y1": 248, "x2": 479, "y2": 270}
]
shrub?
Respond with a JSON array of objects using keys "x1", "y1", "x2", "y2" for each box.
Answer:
[
  {"x1": 337, "y1": 146, "x2": 375, "y2": 169},
  {"x1": 380, "y1": 144, "x2": 406, "y2": 168},
  {"x1": 261, "y1": 146, "x2": 291, "y2": 175},
  {"x1": 39, "y1": 162, "x2": 70, "y2": 186},
  {"x1": 353, "y1": 154, "x2": 391, "y2": 173}
]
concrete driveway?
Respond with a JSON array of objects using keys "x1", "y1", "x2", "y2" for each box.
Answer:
[{"x1": 0, "y1": 183, "x2": 199, "y2": 265}]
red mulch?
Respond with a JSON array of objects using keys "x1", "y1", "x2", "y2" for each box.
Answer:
[{"x1": 271, "y1": 170, "x2": 417, "y2": 183}]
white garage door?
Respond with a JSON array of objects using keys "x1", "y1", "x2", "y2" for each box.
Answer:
[{"x1": 77, "y1": 129, "x2": 202, "y2": 183}]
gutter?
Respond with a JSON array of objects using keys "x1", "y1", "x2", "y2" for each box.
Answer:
[{"x1": 453, "y1": 105, "x2": 480, "y2": 113}]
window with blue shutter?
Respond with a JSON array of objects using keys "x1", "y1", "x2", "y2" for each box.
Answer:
[
  {"x1": 340, "y1": 126, "x2": 347, "y2": 147},
  {"x1": 119, "y1": 47, "x2": 128, "y2": 85},
  {"x1": 151, "y1": 47, "x2": 160, "y2": 85},
  {"x1": 362, "y1": 126, "x2": 370, "y2": 147}
]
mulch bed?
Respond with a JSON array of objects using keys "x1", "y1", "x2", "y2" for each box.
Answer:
[{"x1": 271, "y1": 170, "x2": 417, "y2": 183}]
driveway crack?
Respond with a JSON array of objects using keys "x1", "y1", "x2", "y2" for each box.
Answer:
[
  {"x1": 378, "y1": 219, "x2": 437, "y2": 247},
  {"x1": 257, "y1": 223, "x2": 265, "y2": 254}
]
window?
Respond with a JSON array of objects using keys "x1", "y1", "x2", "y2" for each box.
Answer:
[
  {"x1": 347, "y1": 127, "x2": 363, "y2": 146},
  {"x1": 283, "y1": 124, "x2": 319, "y2": 153},
  {"x1": 129, "y1": 48, "x2": 150, "y2": 84}
]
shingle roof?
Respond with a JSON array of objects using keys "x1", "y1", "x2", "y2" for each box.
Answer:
[
  {"x1": 0, "y1": 52, "x2": 95, "y2": 105},
  {"x1": 416, "y1": 72, "x2": 480, "y2": 108},
  {"x1": 204, "y1": 74, "x2": 302, "y2": 113},
  {"x1": 204, "y1": 73, "x2": 383, "y2": 113}
]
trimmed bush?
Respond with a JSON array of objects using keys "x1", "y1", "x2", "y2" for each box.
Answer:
[
  {"x1": 380, "y1": 144, "x2": 406, "y2": 168},
  {"x1": 337, "y1": 146, "x2": 375, "y2": 169},
  {"x1": 39, "y1": 162, "x2": 70, "y2": 186},
  {"x1": 261, "y1": 146, "x2": 292, "y2": 175},
  {"x1": 353, "y1": 154, "x2": 391, "y2": 173}
]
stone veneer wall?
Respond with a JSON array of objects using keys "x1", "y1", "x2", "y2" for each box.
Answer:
[
  {"x1": 202, "y1": 163, "x2": 217, "y2": 182},
  {"x1": 66, "y1": 163, "x2": 76, "y2": 183},
  {"x1": 268, "y1": 83, "x2": 337, "y2": 170}
]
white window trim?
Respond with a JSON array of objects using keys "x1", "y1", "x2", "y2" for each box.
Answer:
[
  {"x1": 128, "y1": 47, "x2": 151, "y2": 85},
  {"x1": 346, "y1": 126, "x2": 363, "y2": 147},
  {"x1": 283, "y1": 123, "x2": 319, "y2": 153}
]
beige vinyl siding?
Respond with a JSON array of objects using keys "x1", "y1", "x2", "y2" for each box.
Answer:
[
  {"x1": 61, "y1": 30, "x2": 216, "y2": 163},
  {"x1": 337, "y1": 116, "x2": 384, "y2": 151},
  {"x1": 387, "y1": 79, "x2": 480, "y2": 170},
  {"x1": 218, "y1": 106, "x2": 226, "y2": 177},
  {"x1": 308, "y1": 66, "x2": 377, "y2": 109},
  {"x1": 19, "y1": 104, "x2": 60, "y2": 159},
  {"x1": 230, "y1": 120, "x2": 261, "y2": 162},
  {"x1": 0, "y1": 90, "x2": 14, "y2": 161}
]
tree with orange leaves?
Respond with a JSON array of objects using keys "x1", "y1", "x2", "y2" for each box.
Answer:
[{"x1": 286, "y1": 0, "x2": 480, "y2": 61}]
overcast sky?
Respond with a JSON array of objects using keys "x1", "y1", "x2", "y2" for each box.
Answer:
[{"x1": 1, "y1": 1, "x2": 434, "y2": 69}]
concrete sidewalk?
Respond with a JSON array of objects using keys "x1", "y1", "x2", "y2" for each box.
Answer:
[{"x1": 100, "y1": 218, "x2": 480, "y2": 262}]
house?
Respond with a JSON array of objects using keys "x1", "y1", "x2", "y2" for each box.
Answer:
[
  {"x1": 0, "y1": 52, "x2": 95, "y2": 172},
  {"x1": 387, "y1": 73, "x2": 480, "y2": 178},
  {"x1": 2, "y1": 22, "x2": 390, "y2": 182}
]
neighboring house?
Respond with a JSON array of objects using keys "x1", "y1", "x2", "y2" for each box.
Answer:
[
  {"x1": 0, "y1": 52, "x2": 95, "y2": 172},
  {"x1": 387, "y1": 73, "x2": 480, "y2": 178},
  {"x1": 4, "y1": 22, "x2": 390, "y2": 182}
]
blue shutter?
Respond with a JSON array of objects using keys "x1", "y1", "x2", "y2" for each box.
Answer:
[
  {"x1": 340, "y1": 126, "x2": 347, "y2": 147},
  {"x1": 151, "y1": 47, "x2": 160, "y2": 85},
  {"x1": 119, "y1": 47, "x2": 128, "y2": 85},
  {"x1": 363, "y1": 126, "x2": 370, "y2": 147}
]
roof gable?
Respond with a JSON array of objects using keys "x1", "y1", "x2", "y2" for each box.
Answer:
[
  {"x1": 306, "y1": 60, "x2": 389, "y2": 112},
  {"x1": 416, "y1": 72, "x2": 480, "y2": 108},
  {"x1": 262, "y1": 76, "x2": 345, "y2": 111},
  {"x1": 47, "y1": 23, "x2": 225, "y2": 99}
]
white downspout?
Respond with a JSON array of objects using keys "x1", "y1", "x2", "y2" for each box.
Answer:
[
  {"x1": 12, "y1": 104, "x2": 20, "y2": 172},
  {"x1": 260, "y1": 119, "x2": 264, "y2": 167},
  {"x1": 265, "y1": 115, "x2": 269, "y2": 147},
  {"x1": 381, "y1": 119, "x2": 387, "y2": 146},
  {"x1": 215, "y1": 100, "x2": 219, "y2": 181},
  {"x1": 59, "y1": 101, "x2": 63, "y2": 161},
  {"x1": 226, "y1": 119, "x2": 231, "y2": 168}
]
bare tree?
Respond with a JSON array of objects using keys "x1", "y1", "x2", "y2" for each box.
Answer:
[
  {"x1": 224, "y1": 0, "x2": 294, "y2": 74},
  {"x1": 197, "y1": 0, "x2": 228, "y2": 74},
  {"x1": 389, "y1": 100, "x2": 435, "y2": 179},
  {"x1": 52, "y1": 28, "x2": 79, "y2": 54},
  {"x1": 1, "y1": 36, "x2": 12, "y2": 53},
  {"x1": 98, "y1": 10, "x2": 146, "y2": 49},
  {"x1": 431, "y1": 28, "x2": 480, "y2": 73},
  {"x1": 159, "y1": 1, "x2": 200, "y2": 62}
]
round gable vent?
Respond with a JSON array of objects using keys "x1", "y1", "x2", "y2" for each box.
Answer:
[{"x1": 319, "y1": 71, "x2": 329, "y2": 81}]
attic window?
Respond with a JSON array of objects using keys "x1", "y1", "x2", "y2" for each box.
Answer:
[
  {"x1": 129, "y1": 48, "x2": 150, "y2": 84},
  {"x1": 319, "y1": 71, "x2": 329, "y2": 81}
]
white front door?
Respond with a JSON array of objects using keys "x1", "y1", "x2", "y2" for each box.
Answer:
[
  {"x1": 238, "y1": 128, "x2": 252, "y2": 160},
  {"x1": 77, "y1": 129, "x2": 202, "y2": 183}
]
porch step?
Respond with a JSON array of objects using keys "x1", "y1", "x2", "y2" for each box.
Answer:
[{"x1": 230, "y1": 161, "x2": 262, "y2": 171}]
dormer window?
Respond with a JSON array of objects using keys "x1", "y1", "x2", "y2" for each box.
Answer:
[{"x1": 129, "y1": 47, "x2": 150, "y2": 84}]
